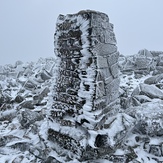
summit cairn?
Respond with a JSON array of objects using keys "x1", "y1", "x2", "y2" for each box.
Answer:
[
  {"x1": 53, "y1": 10, "x2": 120, "y2": 126},
  {"x1": 48, "y1": 10, "x2": 125, "y2": 161}
]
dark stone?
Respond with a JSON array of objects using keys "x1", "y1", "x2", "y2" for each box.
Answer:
[
  {"x1": 59, "y1": 69, "x2": 79, "y2": 78},
  {"x1": 9, "y1": 142, "x2": 31, "y2": 152},
  {"x1": 48, "y1": 129, "x2": 82, "y2": 155},
  {"x1": 120, "y1": 97, "x2": 130, "y2": 109},
  {"x1": 51, "y1": 110, "x2": 65, "y2": 118},
  {"x1": 132, "y1": 120, "x2": 148, "y2": 135},
  {"x1": 135, "y1": 136, "x2": 140, "y2": 142},
  {"x1": 149, "y1": 145, "x2": 162, "y2": 157},
  {"x1": 20, "y1": 100, "x2": 35, "y2": 109},
  {"x1": 109, "y1": 155, "x2": 127, "y2": 163},
  {"x1": 95, "y1": 134, "x2": 108, "y2": 147},
  {"x1": 0, "y1": 93, "x2": 5, "y2": 107},
  {"x1": 40, "y1": 70, "x2": 52, "y2": 81},
  {"x1": 14, "y1": 95, "x2": 25, "y2": 103}
]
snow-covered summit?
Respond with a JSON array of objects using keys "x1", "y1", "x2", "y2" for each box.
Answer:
[{"x1": 0, "y1": 9, "x2": 163, "y2": 162}]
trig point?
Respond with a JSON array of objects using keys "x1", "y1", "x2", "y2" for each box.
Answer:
[{"x1": 48, "y1": 10, "x2": 120, "y2": 160}]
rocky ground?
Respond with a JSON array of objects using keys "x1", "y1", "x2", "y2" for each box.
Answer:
[{"x1": 0, "y1": 49, "x2": 163, "y2": 162}]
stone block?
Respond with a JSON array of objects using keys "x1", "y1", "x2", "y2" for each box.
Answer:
[
  {"x1": 91, "y1": 12, "x2": 109, "y2": 28},
  {"x1": 93, "y1": 97, "x2": 107, "y2": 111},
  {"x1": 110, "y1": 63, "x2": 119, "y2": 78},
  {"x1": 107, "y1": 51, "x2": 119, "y2": 66},
  {"x1": 135, "y1": 57, "x2": 152, "y2": 69},
  {"x1": 106, "y1": 78, "x2": 120, "y2": 103},
  {"x1": 96, "y1": 68, "x2": 111, "y2": 81},
  {"x1": 95, "y1": 81, "x2": 106, "y2": 99},
  {"x1": 105, "y1": 75, "x2": 114, "y2": 85},
  {"x1": 96, "y1": 56, "x2": 108, "y2": 68},
  {"x1": 92, "y1": 41, "x2": 117, "y2": 56}
]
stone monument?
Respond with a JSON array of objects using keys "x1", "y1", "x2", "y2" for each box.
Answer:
[{"x1": 48, "y1": 10, "x2": 120, "y2": 160}]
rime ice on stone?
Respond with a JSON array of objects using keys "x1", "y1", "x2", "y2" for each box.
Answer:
[
  {"x1": 53, "y1": 10, "x2": 119, "y2": 125},
  {"x1": 49, "y1": 10, "x2": 120, "y2": 159}
]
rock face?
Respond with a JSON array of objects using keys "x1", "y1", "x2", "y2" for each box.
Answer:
[{"x1": 49, "y1": 10, "x2": 121, "y2": 160}]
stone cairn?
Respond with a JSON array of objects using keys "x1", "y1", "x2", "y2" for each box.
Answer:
[{"x1": 48, "y1": 10, "x2": 120, "y2": 160}]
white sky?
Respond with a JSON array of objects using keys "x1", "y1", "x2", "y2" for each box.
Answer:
[{"x1": 0, "y1": 0, "x2": 163, "y2": 65}]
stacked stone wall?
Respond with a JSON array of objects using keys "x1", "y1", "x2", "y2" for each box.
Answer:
[
  {"x1": 53, "y1": 10, "x2": 119, "y2": 129},
  {"x1": 48, "y1": 10, "x2": 120, "y2": 160}
]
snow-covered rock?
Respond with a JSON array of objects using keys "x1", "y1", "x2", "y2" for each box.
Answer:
[
  {"x1": 144, "y1": 73, "x2": 163, "y2": 84},
  {"x1": 132, "y1": 83, "x2": 163, "y2": 99}
]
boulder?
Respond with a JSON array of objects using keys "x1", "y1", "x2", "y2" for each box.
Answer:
[
  {"x1": 14, "y1": 95, "x2": 25, "y2": 103},
  {"x1": 122, "y1": 56, "x2": 135, "y2": 73},
  {"x1": 132, "y1": 95, "x2": 152, "y2": 103},
  {"x1": 153, "y1": 66, "x2": 163, "y2": 75},
  {"x1": 128, "y1": 101, "x2": 163, "y2": 136},
  {"x1": 0, "y1": 109, "x2": 17, "y2": 121},
  {"x1": 19, "y1": 100, "x2": 35, "y2": 109},
  {"x1": 40, "y1": 70, "x2": 52, "y2": 81},
  {"x1": 157, "y1": 54, "x2": 163, "y2": 66},
  {"x1": 144, "y1": 73, "x2": 163, "y2": 85},
  {"x1": 18, "y1": 109, "x2": 44, "y2": 128},
  {"x1": 24, "y1": 80, "x2": 37, "y2": 90},
  {"x1": 118, "y1": 55, "x2": 127, "y2": 70},
  {"x1": 0, "y1": 91, "x2": 12, "y2": 105},
  {"x1": 132, "y1": 83, "x2": 163, "y2": 99},
  {"x1": 137, "y1": 49, "x2": 153, "y2": 58}
]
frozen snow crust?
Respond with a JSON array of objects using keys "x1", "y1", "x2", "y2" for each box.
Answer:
[{"x1": 0, "y1": 10, "x2": 163, "y2": 162}]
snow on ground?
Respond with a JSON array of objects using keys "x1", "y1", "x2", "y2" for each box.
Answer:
[{"x1": 1, "y1": 53, "x2": 163, "y2": 162}]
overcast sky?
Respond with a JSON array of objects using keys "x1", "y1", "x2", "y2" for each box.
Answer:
[{"x1": 0, "y1": 0, "x2": 163, "y2": 65}]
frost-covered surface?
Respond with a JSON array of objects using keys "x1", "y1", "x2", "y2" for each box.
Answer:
[
  {"x1": 0, "y1": 49, "x2": 163, "y2": 162},
  {"x1": 0, "y1": 57, "x2": 61, "y2": 162}
]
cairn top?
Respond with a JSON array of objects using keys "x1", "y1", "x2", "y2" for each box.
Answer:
[
  {"x1": 58, "y1": 10, "x2": 109, "y2": 21},
  {"x1": 77, "y1": 9, "x2": 108, "y2": 15}
]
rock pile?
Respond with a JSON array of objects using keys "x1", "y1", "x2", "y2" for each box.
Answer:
[
  {"x1": 119, "y1": 50, "x2": 163, "y2": 162},
  {"x1": 119, "y1": 49, "x2": 163, "y2": 77},
  {"x1": 0, "y1": 58, "x2": 60, "y2": 162}
]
